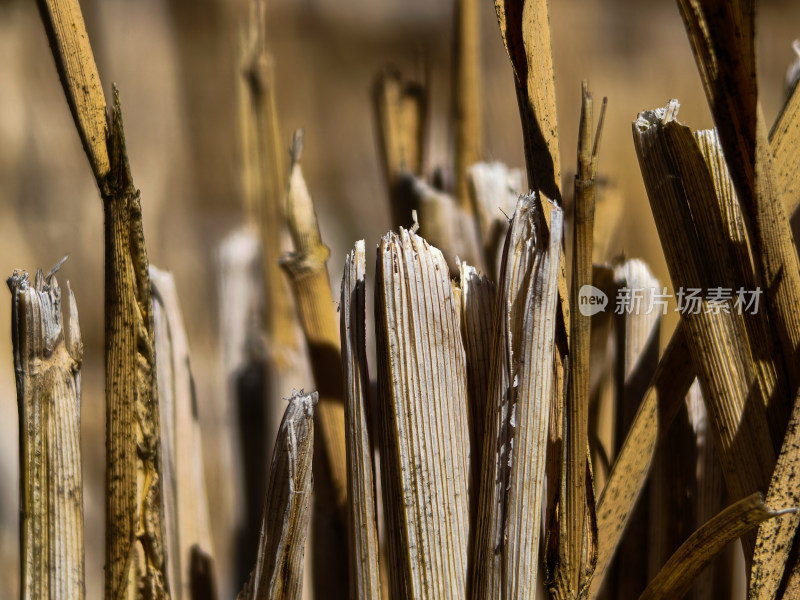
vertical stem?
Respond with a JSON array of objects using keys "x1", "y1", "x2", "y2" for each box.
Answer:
[
  {"x1": 10, "y1": 268, "x2": 85, "y2": 600},
  {"x1": 453, "y1": 0, "x2": 482, "y2": 207}
]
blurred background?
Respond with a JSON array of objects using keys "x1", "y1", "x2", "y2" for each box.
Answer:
[{"x1": 0, "y1": 0, "x2": 797, "y2": 597}]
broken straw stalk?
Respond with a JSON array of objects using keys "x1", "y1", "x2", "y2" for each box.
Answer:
[{"x1": 20, "y1": 0, "x2": 800, "y2": 597}]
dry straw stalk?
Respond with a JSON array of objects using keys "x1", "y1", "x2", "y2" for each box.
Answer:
[{"x1": 10, "y1": 267, "x2": 84, "y2": 600}]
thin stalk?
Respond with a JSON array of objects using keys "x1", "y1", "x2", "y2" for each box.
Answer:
[
  {"x1": 640, "y1": 494, "x2": 792, "y2": 600},
  {"x1": 340, "y1": 242, "x2": 381, "y2": 600},
  {"x1": 556, "y1": 82, "x2": 606, "y2": 598},
  {"x1": 452, "y1": 0, "x2": 482, "y2": 207},
  {"x1": 279, "y1": 131, "x2": 349, "y2": 597}
]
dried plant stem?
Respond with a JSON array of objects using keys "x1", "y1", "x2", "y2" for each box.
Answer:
[
  {"x1": 555, "y1": 82, "x2": 605, "y2": 598},
  {"x1": 493, "y1": 0, "x2": 560, "y2": 200},
  {"x1": 471, "y1": 195, "x2": 562, "y2": 599},
  {"x1": 608, "y1": 259, "x2": 662, "y2": 599},
  {"x1": 686, "y1": 384, "x2": 728, "y2": 600},
  {"x1": 280, "y1": 131, "x2": 349, "y2": 596},
  {"x1": 590, "y1": 323, "x2": 695, "y2": 598},
  {"x1": 771, "y1": 76, "x2": 800, "y2": 224},
  {"x1": 458, "y1": 263, "x2": 495, "y2": 503},
  {"x1": 466, "y1": 162, "x2": 523, "y2": 280},
  {"x1": 35, "y1": 0, "x2": 109, "y2": 184},
  {"x1": 677, "y1": 0, "x2": 800, "y2": 395},
  {"x1": 103, "y1": 91, "x2": 170, "y2": 598},
  {"x1": 151, "y1": 267, "x2": 216, "y2": 600},
  {"x1": 238, "y1": 391, "x2": 316, "y2": 600},
  {"x1": 492, "y1": 10, "x2": 571, "y2": 529},
  {"x1": 239, "y1": 7, "x2": 296, "y2": 353},
  {"x1": 340, "y1": 242, "x2": 381, "y2": 600},
  {"x1": 404, "y1": 174, "x2": 484, "y2": 272},
  {"x1": 36, "y1": 0, "x2": 170, "y2": 593},
  {"x1": 373, "y1": 70, "x2": 427, "y2": 228},
  {"x1": 694, "y1": 128, "x2": 789, "y2": 445},
  {"x1": 10, "y1": 268, "x2": 84, "y2": 600},
  {"x1": 633, "y1": 103, "x2": 776, "y2": 507},
  {"x1": 453, "y1": 0, "x2": 482, "y2": 206},
  {"x1": 375, "y1": 228, "x2": 471, "y2": 598},
  {"x1": 640, "y1": 493, "x2": 791, "y2": 600}
]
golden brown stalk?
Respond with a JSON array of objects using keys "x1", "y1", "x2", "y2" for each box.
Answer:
[
  {"x1": 373, "y1": 70, "x2": 427, "y2": 228},
  {"x1": 590, "y1": 323, "x2": 695, "y2": 598},
  {"x1": 555, "y1": 82, "x2": 606, "y2": 598},
  {"x1": 35, "y1": 0, "x2": 109, "y2": 184},
  {"x1": 239, "y1": 4, "x2": 296, "y2": 354},
  {"x1": 471, "y1": 195, "x2": 562, "y2": 599},
  {"x1": 340, "y1": 242, "x2": 381, "y2": 600},
  {"x1": 279, "y1": 131, "x2": 349, "y2": 596},
  {"x1": 677, "y1": 0, "x2": 800, "y2": 395},
  {"x1": 694, "y1": 128, "x2": 789, "y2": 446},
  {"x1": 453, "y1": 0, "x2": 482, "y2": 207},
  {"x1": 493, "y1": 0, "x2": 560, "y2": 201},
  {"x1": 238, "y1": 391, "x2": 316, "y2": 600},
  {"x1": 750, "y1": 387, "x2": 800, "y2": 598},
  {"x1": 771, "y1": 76, "x2": 800, "y2": 241},
  {"x1": 9, "y1": 268, "x2": 84, "y2": 600},
  {"x1": 375, "y1": 228, "x2": 471, "y2": 598},
  {"x1": 640, "y1": 494, "x2": 792, "y2": 600},
  {"x1": 633, "y1": 102, "x2": 776, "y2": 505},
  {"x1": 151, "y1": 267, "x2": 216, "y2": 600}
]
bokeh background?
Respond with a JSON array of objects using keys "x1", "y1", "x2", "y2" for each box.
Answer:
[{"x1": 0, "y1": 0, "x2": 798, "y2": 597}]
